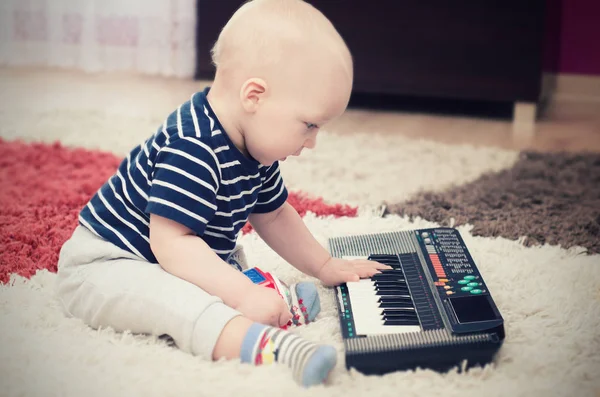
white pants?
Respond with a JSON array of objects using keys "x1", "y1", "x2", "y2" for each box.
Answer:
[{"x1": 55, "y1": 225, "x2": 241, "y2": 359}]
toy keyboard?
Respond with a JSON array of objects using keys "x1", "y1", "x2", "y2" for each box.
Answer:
[{"x1": 328, "y1": 227, "x2": 505, "y2": 375}]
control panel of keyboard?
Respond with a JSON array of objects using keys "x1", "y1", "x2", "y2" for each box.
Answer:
[
  {"x1": 415, "y1": 228, "x2": 503, "y2": 335},
  {"x1": 417, "y1": 228, "x2": 488, "y2": 297}
]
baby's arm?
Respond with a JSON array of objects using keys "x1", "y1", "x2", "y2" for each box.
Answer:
[
  {"x1": 150, "y1": 214, "x2": 253, "y2": 307},
  {"x1": 249, "y1": 202, "x2": 331, "y2": 278},
  {"x1": 149, "y1": 214, "x2": 291, "y2": 326},
  {"x1": 249, "y1": 202, "x2": 389, "y2": 286}
]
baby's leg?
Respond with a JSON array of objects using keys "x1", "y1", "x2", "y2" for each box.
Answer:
[
  {"x1": 278, "y1": 278, "x2": 321, "y2": 326},
  {"x1": 56, "y1": 226, "x2": 336, "y2": 387},
  {"x1": 215, "y1": 316, "x2": 337, "y2": 387},
  {"x1": 56, "y1": 225, "x2": 239, "y2": 358}
]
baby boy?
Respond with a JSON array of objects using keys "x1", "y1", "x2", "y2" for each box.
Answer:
[{"x1": 56, "y1": 0, "x2": 387, "y2": 387}]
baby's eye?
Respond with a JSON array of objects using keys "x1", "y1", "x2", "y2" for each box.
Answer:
[{"x1": 305, "y1": 122, "x2": 318, "y2": 130}]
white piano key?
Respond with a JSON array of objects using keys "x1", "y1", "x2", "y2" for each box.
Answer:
[
  {"x1": 346, "y1": 289, "x2": 415, "y2": 313},
  {"x1": 346, "y1": 279, "x2": 410, "y2": 299},
  {"x1": 346, "y1": 279, "x2": 378, "y2": 295},
  {"x1": 346, "y1": 280, "x2": 421, "y2": 336}
]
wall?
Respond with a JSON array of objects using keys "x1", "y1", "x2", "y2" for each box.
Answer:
[{"x1": 545, "y1": 0, "x2": 600, "y2": 76}]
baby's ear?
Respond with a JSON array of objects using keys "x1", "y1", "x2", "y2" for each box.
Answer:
[{"x1": 240, "y1": 78, "x2": 268, "y2": 112}]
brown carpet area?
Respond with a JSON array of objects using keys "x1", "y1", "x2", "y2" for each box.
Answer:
[{"x1": 385, "y1": 151, "x2": 600, "y2": 254}]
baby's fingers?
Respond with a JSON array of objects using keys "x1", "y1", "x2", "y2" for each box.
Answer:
[
  {"x1": 339, "y1": 265, "x2": 378, "y2": 280},
  {"x1": 363, "y1": 260, "x2": 393, "y2": 270},
  {"x1": 341, "y1": 271, "x2": 360, "y2": 283},
  {"x1": 352, "y1": 266, "x2": 382, "y2": 279},
  {"x1": 278, "y1": 309, "x2": 293, "y2": 328}
]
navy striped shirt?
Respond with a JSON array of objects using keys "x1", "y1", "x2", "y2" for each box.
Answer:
[{"x1": 79, "y1": 87, "x2": 288, "y2": 263}]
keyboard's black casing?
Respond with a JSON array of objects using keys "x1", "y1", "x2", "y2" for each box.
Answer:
[{"x1": 329, "y1": 228, "x2": 505, "y2": 375}]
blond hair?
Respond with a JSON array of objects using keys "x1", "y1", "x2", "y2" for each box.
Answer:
[{"x1": 210, "y1": 0, "x2": 352, "y2": 80}]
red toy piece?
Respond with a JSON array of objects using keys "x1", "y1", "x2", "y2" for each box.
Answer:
[{"x1": 243, "y1": 267, "x2": 296, "y2": 329}]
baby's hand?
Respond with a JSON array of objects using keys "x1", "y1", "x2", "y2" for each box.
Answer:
[
  {"x1": 316, "y1": 257, "x2": 392, "y2": 287},
  {"x1": 235, "y1": 284, "x2": 292, "y2": 327}
]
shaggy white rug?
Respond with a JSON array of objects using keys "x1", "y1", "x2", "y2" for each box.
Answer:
[
  {"x1": 1, "y1": 68, "x2": 599, "y2": 397},
  {"x1": 2, "y1": 215, "x2": 599, "y2": 397}
]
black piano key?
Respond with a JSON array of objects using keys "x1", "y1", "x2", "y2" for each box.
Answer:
[
  {"x1": 380, "y1": 307, "x2": 417, "y2": 316},
  {"x1": 383, "y1": 319, "x2": 420, "y2": 326},
  {"x1": 373, "y1": 284, "x2": 408, "y2": 293},
  {"x1": 377, "y1": 289, "x2": 410, "y2": 296},
  {"x1": 374, "y1": 284, "x2": 406, "y2": 290},
  {"x1": 376, "y1": 290, "x2": 412, "y2": 296},
  {"x1": 383, "y1": 311, "x2": 417, "y2": 317},
  {"x1": 378, "y1": 297, "x2": 413, "y2": 305},
  {"x1": 375, "y1": 267, "x2": 403, "y2": 272},
  {"x1": 376, "y1": 284, "x2": 409, "y2": 290},
  {"x1": 379, "y1": 302, "x2": 413, "y2": 309},
  {"x1": 377, "y1": 290, "x2": 410, "y2": 297},
  {"x1": 383, "y1": 314, "x2": 419, "y2": 322},
  {"x1": 381, "y1": 263, "x2": 402, "y2": 270},
  {"x1": 381, "y1": 317, "x2": 419, "y2": 325},
  {"x1": 375, "y1": 286, "x2": 407, "y2": 292},
  {"x1": 379, "y1": 296, "x2": 410, "y2": 301},
  {"x1": 371, "y1": 273, "x2": 406, "y2": 283},
  {"x1": 375, "y1": 275, "x2": 407, "y2": 284},
  {"x1": 375, "y1": 288, "x2": 409, "y2": 295},
  {"x1": 369, "y1": 254, "x2": 397, "y2": 261},
  {"x1": 374, "y1": 278, "x2": 406, "y2": 284},
  {"x1": 372, "y1": 259, "x2": 402, "y2": 269},
  {"x1": 372, "y1": 278, "x2": 406, "y2": 285},
  {"x1": 372, "y1": 277, "x2": 405, "y2": 284},
  {"x1": 372, "y1": 276, "x2": 404, "y2": 282},
  {"x1": 377, "y1": 296, "x2": 412, "y2": 303},
  {"x1": 372, "y1": 271, "x2": 404, "y2": 276}
]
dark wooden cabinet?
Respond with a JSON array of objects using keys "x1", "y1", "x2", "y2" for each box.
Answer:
[{"x1": 195, "y1": 1, "x2": 549, "y2": 108}]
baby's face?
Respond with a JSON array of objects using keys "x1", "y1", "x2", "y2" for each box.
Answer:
[{"x1": 242, "y1": 62, "x2": 352, "y2": 166}]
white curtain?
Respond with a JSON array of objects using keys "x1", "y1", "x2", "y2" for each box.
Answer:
[{"x1": 0, "y1": 0, "x2": 197, "y2": 78}]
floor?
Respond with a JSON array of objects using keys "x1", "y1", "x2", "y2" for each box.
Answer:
[{"x1": 1, "y1": 66, "x2": 599, "y2": 153}]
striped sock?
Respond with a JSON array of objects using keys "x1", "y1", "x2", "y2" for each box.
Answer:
[
  {"x1": 276, "y1": 279, "x2": 320, "y2": 327},
  {"x1": 240, "y1": 323, "x2": 337, "y2": 387}
]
